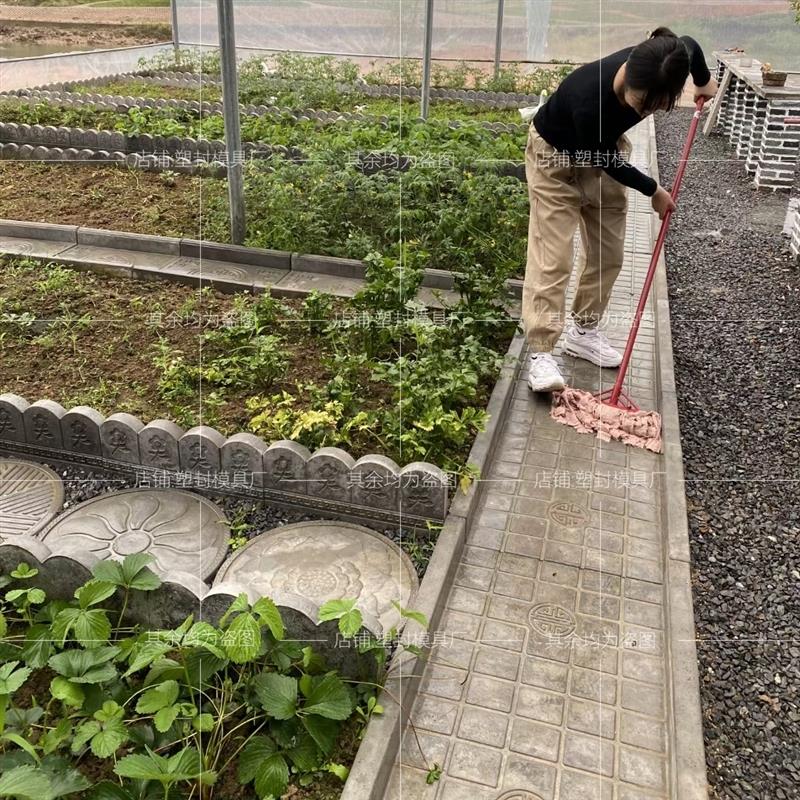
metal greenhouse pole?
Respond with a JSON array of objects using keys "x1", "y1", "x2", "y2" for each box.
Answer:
[
  {"x1": 494, "y1": 0, "x2": 505, "y2": 78},
  {"x1": 170, "y1": 0, "x2": 180, "y2": 51},
  {"x1": 420, "y1": 0, "x2": 434, "y2": 119},
  {"x1": 216, "y1": 0, "x2": 246, "y2": 244}
]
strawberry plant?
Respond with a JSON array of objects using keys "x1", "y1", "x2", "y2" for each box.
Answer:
[{"x1": 0, "y1": 555, "x2": 425, "y2": 799}]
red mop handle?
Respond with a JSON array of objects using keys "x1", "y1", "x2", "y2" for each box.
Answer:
[{"x1": 607, "y1": 97, "x2": 706, "y2": 406}]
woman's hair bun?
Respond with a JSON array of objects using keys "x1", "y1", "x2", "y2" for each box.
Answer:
[{"x1": 649, "y1": 26, "x2": 678, "y2": 38}]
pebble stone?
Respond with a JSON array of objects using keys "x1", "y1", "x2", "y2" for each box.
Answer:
[{"x1": 656, "y1": 108, "x2": 800, "y2": 798}]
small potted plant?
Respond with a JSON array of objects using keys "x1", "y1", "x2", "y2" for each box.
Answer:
[{"x1": 761, "y1": 62, "x2": 788, "y2": 87}]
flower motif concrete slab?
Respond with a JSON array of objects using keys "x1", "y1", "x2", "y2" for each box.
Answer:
[
  {"x1": 213, "y1": 521, "x2": 419, "y2": 637},
  {"x1": 38, "y1": 488, "x2": 229, "y2": 580},
  {"x1": 0, "y1": 459, "x2": 64, "y2": 540}
]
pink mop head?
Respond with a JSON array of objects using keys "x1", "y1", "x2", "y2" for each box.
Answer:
[
  {"x1": 542, "y1": 100, "x2": 707, "y2": 455},
  {"x1": 550, "y1": 387, "x2": 663, "y2": 453}
]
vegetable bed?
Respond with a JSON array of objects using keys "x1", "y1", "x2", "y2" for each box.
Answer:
[
  {"x1": 0, "y1": 50, "x2": 543, "y2": 279},
  {"x1": 0, "y1": 150, "x2": 530, "y2": 279},
  {"x1": 0, "y1": 100, "x2": 527, "y2": 163},
  {"x1": 0, "y1": 255, "x2": 516, "y2": 478},
  {"x1": 68, "y1": 80, "x2": 526, "y2": 124}
]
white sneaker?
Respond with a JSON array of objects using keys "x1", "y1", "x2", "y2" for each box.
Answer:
[
  {"x1": 564, "y1": 321, "x2": 623, "y2": 368},
  {"x1": 527, "y1": 352, "x2": 565, "y2": 392}
]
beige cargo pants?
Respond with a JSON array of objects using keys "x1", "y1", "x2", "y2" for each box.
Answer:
[{"x1": 522, "y1": 125, "x2": 632, "y2": 352}]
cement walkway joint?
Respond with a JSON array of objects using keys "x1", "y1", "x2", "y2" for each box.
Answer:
[{"x1": 388, "y1": 120, "x2": 707, "y2": 800}]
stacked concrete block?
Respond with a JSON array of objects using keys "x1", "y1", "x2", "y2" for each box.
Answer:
[
  {"x1": 729, "y1": 75, "x2": 746, "y2": 146},
  {"x1": 746, "y1": 95, "x2": 769, "y2": 175},
  {"x1": 721, "y1": 75, "x2": 739, "y2": 139},
  {"x1": 712, "y1": 54, "x2": 800, "y2": 190},
  {"x1": 713, "y1": 58, "x2": 730, "y2": 134},
  {"x1": 755, "y1": 99, "x2": 800, "y2": 190}
]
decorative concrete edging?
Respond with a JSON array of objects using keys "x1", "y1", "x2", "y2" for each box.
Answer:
[
  {"x1": 0, "y1": 139, "x2": 527, "y2": 184},
  {"x1": 0, "y1": 341, "x2": 525, "y2": 679},
  {"x1": 0, "y1": 391, "x2": 450, "y2": 526},
  {"x1": 648, "y1": 116, "x2": 709, "y2": 800},
  {"x1": 339, "y1": 331, "x2": 526, "y2": 800},
  {"x1": 0, "y1": 494, "x2": 417, "y2": 677},
  {"x1": 0, "y1": 140, "x2": 229, "y2": 177},
  {"x1": 0, "y1": 120, "x2": 282, "y2": 160},
  {"x1": 38, "y1": 69, "x2": 543, "y2": 110},
  {"x1": 712, "y1": 53, "x2": 800, "y2": 191},
  {"x1": 0, "y1": 121, "x2": 527, "y2": 181},
  {"x1": 0, "y1": 218, "x2": 526, "y2": 301},
  {"x1": 0, "y1": 220, "x2": 526, "y2": 529},
  {"x1": 0, "y1": 88, "x2": 530, "y2": 136}
]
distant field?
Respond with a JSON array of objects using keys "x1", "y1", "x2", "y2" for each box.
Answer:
[
  {"x1": 5, "y1": 0, "x2": 169, "y2": 5},
  {"x1": 89, "y1": 0, "x2": 170, "y2": 6},
  {"x1": 546, "y1": 2, "x2": 799, "y2": 67}
]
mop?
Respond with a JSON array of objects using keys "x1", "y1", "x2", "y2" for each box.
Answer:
[{"x1": 550, "y1": 97, "x2": 706, "y2": 453}]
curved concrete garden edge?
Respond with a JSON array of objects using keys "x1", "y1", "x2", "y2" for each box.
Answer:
[
  {"x1": 0, "y1": 119, "x2": 283, "y2": 160},
  {"x1": 0, "y1": 122, "x2": 527, "y2": 182},
  {"x1": 0, "y1": 394, "x2": 451, "y2": 527},
  {"x1": 0, "y1": 332, "x2": 525, "y2": 758}
]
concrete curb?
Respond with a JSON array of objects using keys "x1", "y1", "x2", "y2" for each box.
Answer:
[
  {"x1": 648, "y1": 115, "x2": 710, "y2": 800},
  {"x1": 340, "y1": 331, "x2": 526, "y2": 800},
  {"x1": 0, "y1": 219, "x2": 525, "y2": 301}
]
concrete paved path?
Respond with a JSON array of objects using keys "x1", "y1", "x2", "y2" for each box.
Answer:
[{"x1": 388, "y1": 120, "x2": 705, "y2": 799}]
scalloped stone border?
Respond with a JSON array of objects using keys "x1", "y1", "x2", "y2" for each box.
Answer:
[
  {"x1": 0, "y1": 138, "x2": 525, "y2": 184},
  {"x1": 0, "y1": 113, "x2": 527, "y2": 180},
  {"x1": 0, "y1": 393, "x2": 451, "y2": 526},
  {"x1": 0, "y1": 87, "x2": 530, "y2": 135},
  {"x1": 27, "y1": 68, "x2": 544, "y2": 110}
]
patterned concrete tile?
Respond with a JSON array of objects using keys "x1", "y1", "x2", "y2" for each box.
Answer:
[
  {"x1": 473, "y1": 646, "x2": 521, "y2": 681},
  {"x1": 618, "y1": 746, "x2": 668, "y2": 792},
  {"x1": 412, "y1": 694, "x2": 459, "y2": 736},
  {"x1": 521, "y1": 656, "x2": 569, "y2": 693},
  {"x1": 509, "y1": 717, "x2": 561, "y2": 761},
  {"x1": 620, "y1": 711, "x2": 668, "y2": 754},
  {"x1": 562, "y1": 731, "x2": 615, "y2": 776},
  {"x1": 516, "y1": 686, "x2": 565, "y2": 725},
  {"x1": 501, "y1": 755, "x2": 557, "y2": 799},
  {"x1": 559, "y1": 769, "x2": 615, "y2": 800},
  {"x1": 457, "y1": 706, "x2": 510, "y2": 748},
  {"x1": 401, "y1": 729, "x2": 450, "y2": 771},
  {"x1": 465, "y1": 673, "x2": 516, "y2": 713}
]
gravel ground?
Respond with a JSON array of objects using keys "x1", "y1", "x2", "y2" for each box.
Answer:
[
  {"x1": 47, "y1": 462, "x2": 433, "y2": 578},
  {"x1": 655, "y1": 109, "x2": 800, "y2": 799}
]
